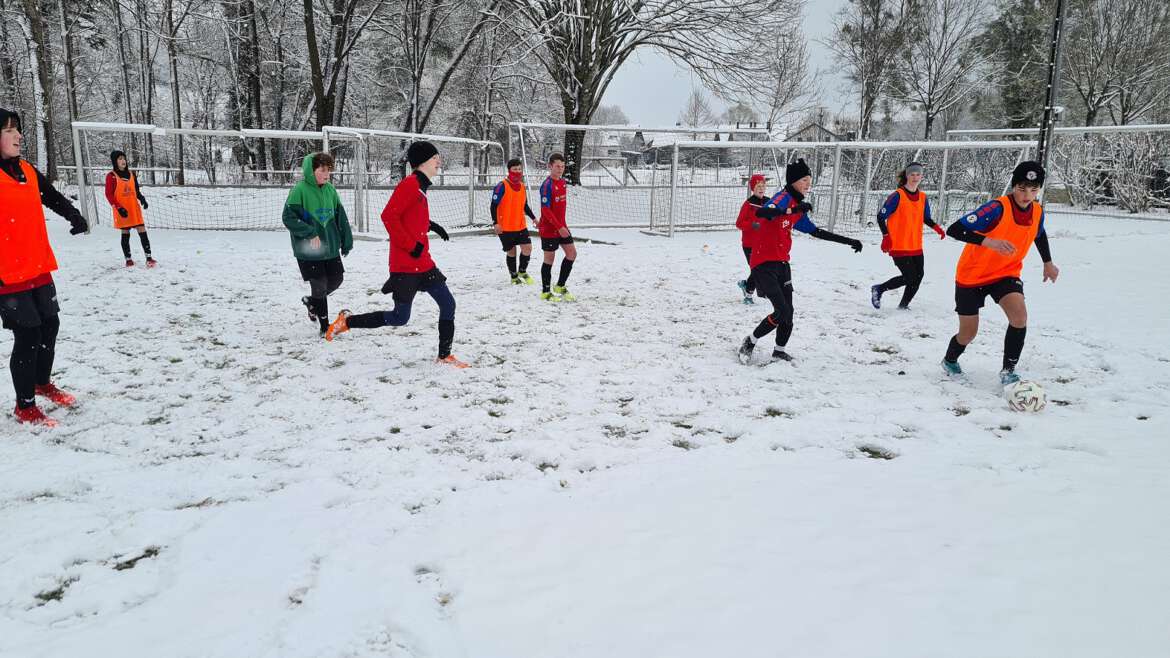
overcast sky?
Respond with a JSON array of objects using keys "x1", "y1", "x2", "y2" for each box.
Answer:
[{"x1": 600, "y1": 0, "x2": 852, "y2": 128}]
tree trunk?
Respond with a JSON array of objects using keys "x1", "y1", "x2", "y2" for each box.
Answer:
[
  {"x1": 18, "y1": 0, "x2": 57, "y2": 179},
  {"x1": 165, "y1": 0, "x2": 185, "y2": 184},
  {"x1": 303, "y1": 0, "x2": 330, "y2": 129},
  {"x1": 244, "y1": 0, "x2": 267, "y2": 172},
  {"x1": 57, "y1": 0, "x2": 79, "y2": 124},
  {"x1": 111, "y1": 0, "x2": 137, "y2": 155}
]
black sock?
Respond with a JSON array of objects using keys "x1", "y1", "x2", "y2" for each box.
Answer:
[
  {"x1": 139, "y1": 231, "x2": 152, "y2": 257},
  {"x1": 945, "y1": 335, "x2": 967, "y2": 363},
  {"x1": 753, "y1": 315, "x2": 778, "y2": 339},
  {"x1": 438, "y1": 319, "x2": 454, "y2": 358},
  {"x1": 519, "y1": 254, "x2": 530, "y2": 273},
  {"x1": 315, "y1": 297, "x2": 329, "y2": 332},
  {"x1": 506, "y1": 255, "x2": 517, "y2": 276},
  {"x1": 776, "y1": 321, "x2": 793, "y2": 347},
  {"x1": 556, "y1": 258, "x2": 574, "y2": 287},
  {"x1": 898, "y1": 281, "x2": 921, "y2": 308},
  {"x1": 346, "y1": 311, "x2": 387, "y2": 329},
  {"x1": 1003, "y1": 325, "x2": 1026, "y2": 371},
  {"x1": 541, "y1": 263, "x2": 552, "y2": 292},
  {"x1": 120, "y1": 233, "x2": 131, "y2": 259}
]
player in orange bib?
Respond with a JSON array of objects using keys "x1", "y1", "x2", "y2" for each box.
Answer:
[
  {"x1": 870, "y1": 162, "x2": 945, "y2": 310},
  {"x1": 941, "y1": 161, "x2": 1060, "y2": 385},
  {"x1": 104, "y1": 150, "x2": 156, "y2": 267},
  {"x1": 491, "y1": 158, "x2": 537, "y2": 284}
]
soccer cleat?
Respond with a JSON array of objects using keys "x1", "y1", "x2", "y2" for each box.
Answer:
[
  {"x1": 540, "y1": 291, "x2": 560, "y2": 302},
  {"x1": 552, "y1": 285, "x2": 576, "y2": 302},
  {"x1": 870, "y1": 284, "x2": 883, "y2": 309},
  {"x1": 14, "y1": 404, "x2": 58, "y2": 427},
  {"x1": 896, "y1": 305, "x2": 910, "y2": 311},
  {"x1": 771, "y1": 349, "x2": 794, "y2": 362},
  {"x1": 510, "y1": 274, "x2": 523, "y2": 285},
  {"x1": 301, "y1": 296, "x2": 318, "y2": 322},
  {"x1": 325, "y1": 310, "x2": 351, "y2": 342},
  {"x1": 742, "y1": 296, "x2": 755, "y2": 305},
  {"x1": 737, "y1": 336, "x2": 755, "y2": 365},
  {"x1": 1000, "y1": 369, "x2": 1021, "y2": 386},
  {"x1": 737, "y1": 279, "x2": 750, "y2": 294},
  {"x1": 146, "y1": 258, "x2": 158, "y2": 268},
  {"x1": 518, "y1": 272, "x2": 535, "y2": 285},
  {"x1": 941, "y1": 359, "x2": 963, "y2": 376},
  {"x1": 437, "y1": 355, "x2": 470, "y2": 369},
  {"x1": 125, "y1": 259, "x2": 135, "y2": 267},
  {"x1": 35, "y1": 383, "x2": 77, "y2": 408}
]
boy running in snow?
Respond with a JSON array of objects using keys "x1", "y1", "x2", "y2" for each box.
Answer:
[
  {"x1": 492, "y1": 158, "x2": 537, "y2": 284},
  {"x1": 942, "y1": 161, "x2": 1059, "y2": 385},
  {"x1": 325, "y1": 141, "x2": 467, "y2": 368},
  {"x1": 737, "y1": 159, "x2": 863, "y2": 365},
  {"x1": 0, "y1": 108, "x2": 90, "y2": 427},
  {"x1": 538, "y1": 153, "x2": 576, "y2": 301},
  {"x1": 105, "y1": 150, "x2": 156, "y2": 267},
  {"x1": 870, "y1": 162, "x2": 946, "y2": 309},
  {"x1": 735, "y1": 173, "x2": 769, "y2": 304},
  {"x1": 282, "y1": 152, "x2": 354, "y2": 336}
]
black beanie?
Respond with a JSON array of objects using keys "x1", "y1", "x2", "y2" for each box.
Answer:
[
  {"x1": 0, "y1": 108, "x2": 20, "y2": 135},
  {"x1": 407, "y1": 141, "x2": 439, "y2": 168},
  {"x1": 785, "y1": 158, "x2": 812, "y2": 186},
  {"x1": 1010, "y1": 161, "x2": 1045, "y2": 187},
  {"x1": 111, "y1": 150, "x2": 127, "y2": 170}
]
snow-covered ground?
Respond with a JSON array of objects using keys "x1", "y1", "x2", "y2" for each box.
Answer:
[{"x1": 2, "y1": 214, "x2": 1169, "y2": 657}]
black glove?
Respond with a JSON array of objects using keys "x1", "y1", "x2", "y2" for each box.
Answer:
[
  {"x1": 409, "y1": 241, "x2": 424, "y2": 258},
  {"x1": 117, "y1": 207, "x2": 128, "y2": 218},
  {"x1": 68, "y1": 213, "x2": 88, "y2": 235},
  {"x1": 794, "y1": 201, "x2": 813, "y2": 214},
  {"x1": 849, "y1": 239, "x2": 863, "y2": 253},
  {"x1": 428, "y1": 221, "x2": 449, "y2": 241},
  {"x1": 140, "y1": 198, "x2": 149, "y2": 210}
]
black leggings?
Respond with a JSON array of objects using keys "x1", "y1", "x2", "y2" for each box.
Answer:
[
  {"x1": 307, "y1": 272, "x2": 344, "y2": 323},
  {"x1": 9, "y1": 316, "x2": 60, "y2": 408},
  {"x1": 879, "y1": 255, "x2": 925, "y2": 308},
  {"x1": 751, "y1": 262, "x2": 794, "y2": 347},
  {"x1": 741, "y1": 246, "x2": 756, "y2": 293}
]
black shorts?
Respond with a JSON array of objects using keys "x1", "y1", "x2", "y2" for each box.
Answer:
[
  {"x1": 0, "y1": 283, "x2": 60, "y2": 330},
  {"x1": 498, "y1": 230, "x2": 532, "y2": 251},
  {"x1": 541, "y1": 236, "x2": 575, "y2": 252},
  {"x1": 752, "y1": 261, "x2": 793, "y2": 299},
  {"x1": 381, "y1": 267, "x2": 447, "y2": 305},
  {"x1": 297, "y1": 257, "x2": 344, "y2": 282},
  {"x1": 954, "y1": 277, "x2": 1024, "y2": 315}
]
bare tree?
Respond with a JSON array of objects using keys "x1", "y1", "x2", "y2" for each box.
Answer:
[
  {"x1": 303, "y1": 0, "x2": 382, "y2": 130},
  {"x1": 889, "y1": 0, "x2": 989, "y2": 138},
  {"x1": 18, "y1": 0, "x2": 59, "y2": 177},
  {"x1": 500, "y1": 0, "x2": 788, "y2": 184},
  {"x1": 678, "y1": 88, "x2": 717, "y2": 127},
  {"x1": 1063, "y1": 0, "x2": 1124, "y2": 126},
  {"x1": 826, "y1": 0, "x2": 916, "y2": 139},
  {"x1": 1106, "y1": 0, "x2": 1170, "y2": 125}
]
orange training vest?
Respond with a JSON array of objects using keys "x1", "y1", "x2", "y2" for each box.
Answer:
[
  {"x1": 955, "y1": 196, "x2": 1041, "y2": 287},
  {"x1": 887, "y1": 188, "x2": 927, "y2": 256},
  {"x1": 0, "y1": 160, "x2": 58, "y2": 286},
  {"x1": 112, "y1": 172, "x2": 144, "y2": 229},
  {"x1": 496, "y1": 182, "x2": 528, "y2": 232}
]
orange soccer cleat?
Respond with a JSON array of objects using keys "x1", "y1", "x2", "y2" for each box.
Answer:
[{"x1": 325, "y1": 310, "x2": 351, "y2": 342}]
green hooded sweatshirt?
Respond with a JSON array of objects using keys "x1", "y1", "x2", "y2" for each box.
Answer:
[{"x1": 282, "y1": 155, "x2": 353, "y2": 261}]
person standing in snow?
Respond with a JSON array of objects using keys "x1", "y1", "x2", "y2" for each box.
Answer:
[
  {"x1": 941, "y1": 161, "x2": 1059, "y2": 385},
  {"x1": 282, "y1": 152, "x2": 354, "y2": 336},
  {"x1": 0, "y1": 108, "x2": 89, "y2": 427},
  {"x1": 737, "y1": 159, "x2": 863, "y2": 365},
  {"x1": 538, "y1": 153, "x2": 577, "y2": 302},
  {"x1": 491, "y1": 158, "x2": 537, "y2": 285},
  {"x1": 105, "y1": 150, "x2": 157, "y2": 267},
  {"x1": 734, "y1": 173, "x2": 769, "y2": 304},
  {"x1": 869, "y1": 162, "x2": 946, "y2": 310},
  {"x1": 324, "y1": 141, "x2": 468, "y2": 368}
]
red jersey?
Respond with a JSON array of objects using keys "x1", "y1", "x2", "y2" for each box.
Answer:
[
  {"x1": 381, "y1": 172, "x2": 437, "y2": 274},
  {"x1": 749, "y1": 189, "x2": 818, "y2": 268},
  {"x1": 736, "y1": 195, "x2": 767, "y2": 247},
  {"x1": 538, "y1": 176, "x2": 568, "y2": 238}
]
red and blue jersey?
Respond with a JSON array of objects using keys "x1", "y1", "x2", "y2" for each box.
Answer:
[
  {"x1": 538, "y1": 176, "x2": 568, "y2": 237},
  {"x1": 749, "y1": 189, "x2": 817, "y2": 268}
]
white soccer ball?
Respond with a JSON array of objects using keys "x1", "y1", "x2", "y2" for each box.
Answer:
[{"x1": 1004, "y1": 380, "x2": 1046, "y2": 412}]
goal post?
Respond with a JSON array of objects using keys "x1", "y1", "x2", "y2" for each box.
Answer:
[
  {"x1": 655, "y1": 139, "x2": 1036, "y2": 237},
  {"x1": 70, "y1": 122, "x2": 507, "y2": 233}
]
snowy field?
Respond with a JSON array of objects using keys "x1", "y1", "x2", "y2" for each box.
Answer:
[{"x1": 2, "y1": 214, "x2": 1169, "y2": 657}]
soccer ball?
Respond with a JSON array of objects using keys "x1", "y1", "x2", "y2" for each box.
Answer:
[{"x1": 1004, "y1": 380, "x2": 1046, "y2": 412}]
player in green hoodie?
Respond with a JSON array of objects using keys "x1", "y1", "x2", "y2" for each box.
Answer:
[{"x1": 282, "y1": 152, "x2": 354, "y2": 335}]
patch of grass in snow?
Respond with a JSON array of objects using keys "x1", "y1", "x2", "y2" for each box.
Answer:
[
  {"x1": 671, "y1": 439, "x2": 695, "y2": 450},
  {"x1": 764, "y1": 406, "x2": 793, "y2": 418},
  {"x1": 952, "y1": 405, "x2": 971, "y2": 417},
  {"x1": 34, "y1": 576, "x2": 79, "y2": 606},
  {"x1": 856, "y1": 444, "x2": 897, "y2": 460},
  {"x1": 871, "y1": 345, "x2": 899, "y2": 355},
  {"x1": 175, "y1": 497, "x2": 222, "y2": 510},
  {"x1": 537, "y1": 461, "x2": 558, "y2": 472},
  {"x1": 113, "y1": 546, "x2": 161, "y2": 571}
]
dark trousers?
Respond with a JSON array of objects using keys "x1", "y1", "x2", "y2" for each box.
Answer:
[{"x1": 878, "y1": 255, "x2": 925, "y2": 308}]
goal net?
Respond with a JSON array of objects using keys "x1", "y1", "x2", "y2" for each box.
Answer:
[
  {"x1": 650, "y1": 139, "x2": 1036, "y2": 236},
  {"x1": 949, "y1": 124, "x2": 1170, "y2": 220},
  {"x1": 510, "y1": 122, "x2": 771, "y2": 229},
  {"x1": 69, "y1": 122, "x2": 506, "y2": 232}
]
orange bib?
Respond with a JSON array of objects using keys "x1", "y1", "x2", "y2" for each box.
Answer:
[
  {"x1": 956, "y1": 196, "x2": 1041, "y2": 287},
  {"x1": 0, "y1": 160, "x2": 58, "y2": 286},
  {"x1": 887, "y1": 188, "x2": 927, "y2": 256},
  {"x1": 112, "y1": 172, "x2": 144, "y2": 229},
  {"x1": 496, "y1": 182, "x2": 528, "y2": 232}
]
